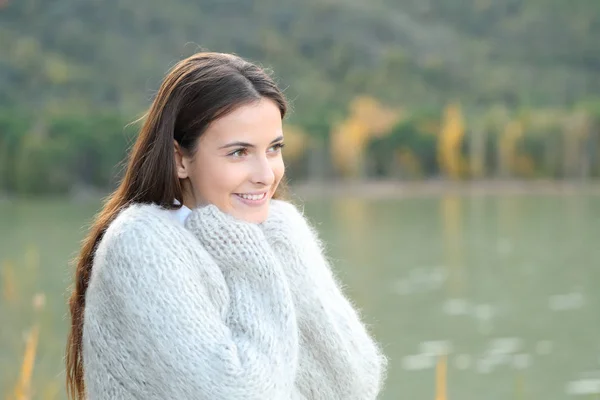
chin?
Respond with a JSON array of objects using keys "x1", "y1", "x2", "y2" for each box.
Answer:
[
  {"x1": 227, "y1": 194, "x2": 271, "y2": 223},
  {"x1": 243, "y1": 212, "x2": 268, "y2": 224},
  {"x1": 230, "y1": 208, "x2": 268, "y2": 224}
]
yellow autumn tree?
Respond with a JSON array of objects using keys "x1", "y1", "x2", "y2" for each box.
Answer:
[
  {"x1": 330, "y1": 96, "x2": 402, "y2": 178},
  {"x1": 437, "y1": 102, "x2": 465, "y2": 179},
  {"x1": 281, "y1": 124, "x2": 309, "y2": 163}
]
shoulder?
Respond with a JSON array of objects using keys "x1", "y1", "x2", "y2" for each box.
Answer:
[
  {"x1": 103, "y1": 202, "x2": 201, "y2": 248},
  {"x1": 104, "y1": 202, "x2": 178, "y2": 241},
  {"x1": 88, "y1": 201, "x2": 230, "y2": 306},
  {"x1": 89, "y1": 203, "x2": 228, "y2": 305},
  {"x1": 94, "y1": 202, "x2": 205, "y2": 274}
]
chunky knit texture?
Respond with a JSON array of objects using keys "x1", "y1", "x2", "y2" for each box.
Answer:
[{"x1": 82, "y1": 200, "x2": 387, "y2": 399}]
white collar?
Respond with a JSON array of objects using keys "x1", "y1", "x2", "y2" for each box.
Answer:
[{"x1": 171, "y1": 199, "x2": 192, "y2": 225}]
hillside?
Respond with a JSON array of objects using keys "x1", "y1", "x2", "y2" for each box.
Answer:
[{"x1": 1, "y1": 0, "x2": 600, "y2": 121}]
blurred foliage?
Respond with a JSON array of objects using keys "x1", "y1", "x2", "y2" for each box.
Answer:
[
  {"x1": 1, "y1": 0, "x2": 600, "y2": 193},
  {"x1": 331, "y1": 96, "x2": 400, "y2": 178},
  {"x1": 2, "y1": 100, "x2": 600, "y2": 194},
  {"x1": 0, "y1": 112, "x2": 136, "y2": 195},
  {"x1": 437, "y1": 102, "x2": 466, "y2": 180},
  {"x1": 2, "y1": 0, "x2": 600, "y2": 115}
]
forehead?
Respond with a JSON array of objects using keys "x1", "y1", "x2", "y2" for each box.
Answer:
[{"x1": 202, "y1": 99, "x2": 283, "y2": 145}]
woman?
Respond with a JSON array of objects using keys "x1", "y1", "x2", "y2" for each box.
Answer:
[{"x1": 66, "y1": 52, "x2": 387, "y2": 400}]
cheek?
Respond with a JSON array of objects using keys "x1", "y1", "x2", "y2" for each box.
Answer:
[
  {"x1": 190, "y1": 156, "x2": 285, "y2": 203},
  {"x1": 221, "y1": 166, "x2": 248, "y2": 194},
  {"x1": 273, "y1": 157, "x2": 285, "y2": 183},
  {"x1": 207, "y1": 163, "x2": 248, "y2": 195},
  {"x1": 189, "y1": 160, "x2": 240, "y2": 201}
]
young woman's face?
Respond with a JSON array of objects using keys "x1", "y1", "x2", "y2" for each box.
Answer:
[{"x1": 176, "y1": 98, "x2": 285, "y2": 223}]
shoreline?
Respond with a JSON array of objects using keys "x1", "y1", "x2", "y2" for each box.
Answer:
[
  {"x1": 289, "y1": 179, "x2": 600, "y2": 200},
  {"x1": 2, "y1": 180, "x2": 600, "y2": 203}
]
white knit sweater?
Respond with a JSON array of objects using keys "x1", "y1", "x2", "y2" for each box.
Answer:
[{"x1": 82, "y1": 200, "x2": 387, "y2": 399}]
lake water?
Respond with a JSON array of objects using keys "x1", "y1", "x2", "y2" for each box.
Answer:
[{"x1": 1, "y1": 193, "x2": 599, "y2": 399}]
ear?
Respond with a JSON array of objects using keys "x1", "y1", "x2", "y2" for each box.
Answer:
[{"x1": 174, "y1": 141, "x2": 189, "y2": 179}]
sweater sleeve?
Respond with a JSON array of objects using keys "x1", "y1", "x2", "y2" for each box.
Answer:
[
  {"x1": 261, "y1": 200, "x2": 388, "y2": 399},
  {"x1": 83, "y1": 206, "x2": 298, "y2": 400}
]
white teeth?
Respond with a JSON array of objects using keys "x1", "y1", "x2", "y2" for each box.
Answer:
[{"x1": 237, "y1": 193, "x2": 265, "y2": 201}]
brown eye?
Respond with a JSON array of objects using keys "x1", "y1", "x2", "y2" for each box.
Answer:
[
  {"x1": 229, "y1": 148, "x2": 248, "y2": 158},
  {"x1": 268, "y1": 143, "x2": 285, "y2": 153}
]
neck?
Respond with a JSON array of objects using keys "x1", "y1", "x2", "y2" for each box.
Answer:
[{"x1": 179, "y1": 179, "x2": 197, "y2": 209}]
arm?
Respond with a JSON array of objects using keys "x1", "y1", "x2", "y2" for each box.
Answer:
[
  {"x1": 261, "y1": 200, "x2": 388, "y2": 399},
  {"x1": 83, "y1": 205, "x2": 298, "y2": 400}
]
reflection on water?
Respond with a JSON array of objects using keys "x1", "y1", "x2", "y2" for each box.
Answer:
[
  {"x1": 441, "y1": 195, "x2": 464, "y2": 298},
  {"x1": 0, "y1": 195, "x2": 599, "y2": 399},
  {"x1": 322, "y1": 194, "x2": 600, "y2": 400}
]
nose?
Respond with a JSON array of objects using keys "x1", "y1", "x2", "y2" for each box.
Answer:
[{"x1": 250, "y1": 155, "x2": 275, "y2": 186}]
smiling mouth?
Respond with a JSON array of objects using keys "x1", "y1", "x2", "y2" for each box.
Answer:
[{"x1": 234, "y1": 192, "x2": 268, "y2": 201}]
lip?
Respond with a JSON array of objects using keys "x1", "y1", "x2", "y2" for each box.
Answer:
[{"x1": 233, "y1": 191, "x2": 269, "y2": 207}]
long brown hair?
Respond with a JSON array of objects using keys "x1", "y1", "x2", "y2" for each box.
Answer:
[{"x1": 65, "y1": 52, "x2": 289, "y2": 400}]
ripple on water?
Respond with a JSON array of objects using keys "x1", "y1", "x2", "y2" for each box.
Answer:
[
  {"x1": 419, "y1": 340, "x2": 452, "y2": 356},
  {"x1": 487, "y1": 337, "x2": 522, "y2": 355},
  {"x1": 473, "y1": 303, "x2": 494, "y2": 321},
  {"x1": 565, "y1": 379, "x2": 600, "y2": 395},
  {"x1": 473, "y1": 337, "x2": 529, "y2": 374},
  {"x1": 443, "y1": 298, "x2": 470, "y2": 316},
  {"x1": 401, "y1": 354, "x2": 437, "y2": 371},
  {"x1": 548, "y1": 291, "x2": 585, "y2": 311},
  {"x1": 401, "y1": 340, "x2": 452, "y2": 371},
  {"x1": 512, "y1": 353, "x2": 531, "y2": 370}
]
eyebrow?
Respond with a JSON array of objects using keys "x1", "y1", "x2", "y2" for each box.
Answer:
[{"x1": 219, "y1": 135, "x2": 284, "y2": 150}]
